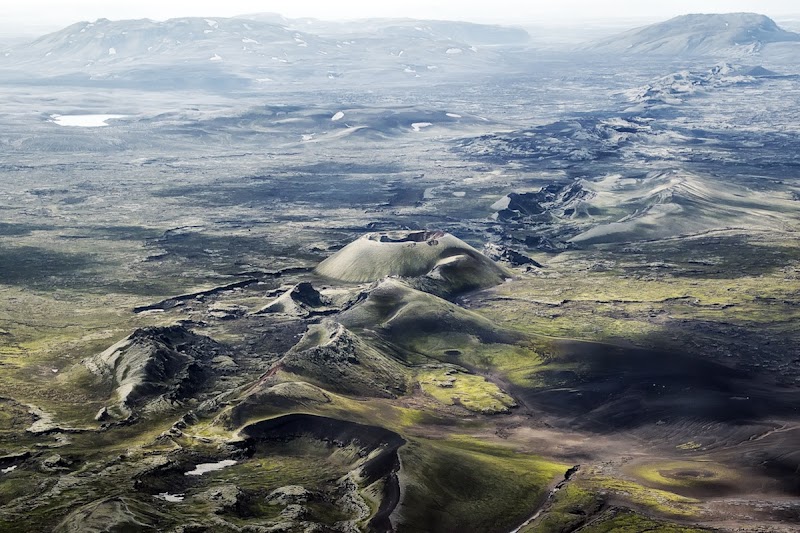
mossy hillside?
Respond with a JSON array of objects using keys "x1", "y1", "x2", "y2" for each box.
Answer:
[
  {"x1": 0, "y1": 470, "x2": 41, "y2": 509},
  {"x1": 215, "y1": 379, "x2": 449, "y2": 437},
  {"x1": 278, "y1": 321, "x2": 412, "y2": 398},
  {"x1": 0, "y1": 273, "x2": 282, "y2": 428},
  {"x1": 521, "y1": 483, "x2": 604, "y2": 533},
  {"x1": 338, "y1": 278, "x2": 510, "y2": 344},
  {"x1": 397, "y1": 436, "x2": 567, "y2": 533},
  {"x1": 336, "y1": 278, "x2": 549, "y2": 387},
  {"x1": 404, "y1": 333, "x2": 547, "y2": 387},
  {"x1": 0, "y1": 420, "x2": 185, "y2": 531},
  {"x1": 52, "y1": 496, "x2": 171, "y2": 533},
  {"x1": 200, "y1": 396, "x2": 571, "y2": 532},
  {"x1": 0, "y1": 399, "x2": 34, "y2": 436}
]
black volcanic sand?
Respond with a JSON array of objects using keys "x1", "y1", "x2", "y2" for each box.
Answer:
[
  {"x1": 499, "y1": 337, "x2": 800, "y2": 499},
  {"x1": 516, "y1": 338, "x2": 800, "y2": 430}
]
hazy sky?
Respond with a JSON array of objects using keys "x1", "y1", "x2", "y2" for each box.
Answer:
[{"x1": 3, "y1": 0, "x2": 800, "y2": 34}]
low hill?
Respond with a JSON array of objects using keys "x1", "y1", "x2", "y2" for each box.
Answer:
[
  {"x1": 588, "y1": 13, "x2": 800, "y2": 56},
  {"x1": 338, "y1": 278, "x2": 519, "y2": 354}
]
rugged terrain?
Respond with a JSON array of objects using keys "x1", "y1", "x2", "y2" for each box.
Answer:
[{"x1": 0, "y1": 11, "x2": 799, "y2": 533}]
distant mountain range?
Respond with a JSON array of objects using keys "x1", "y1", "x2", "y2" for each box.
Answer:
[
  {"x1": 588, "y1": 13, "x2": 800, "y2": 56},
  {"x1": 239, "y1": 13, "x2": 532, "y2": 45},
  {"x1": 4, "y1": 12, "x2": 799, "y2": 90},
  {"x1": 0, "y1": 15, "x2": 529, "y2": 89}
]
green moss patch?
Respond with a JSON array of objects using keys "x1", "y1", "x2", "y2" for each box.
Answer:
[{"x1": 417, "y1": 367, "x2": 516, "y2": 413}]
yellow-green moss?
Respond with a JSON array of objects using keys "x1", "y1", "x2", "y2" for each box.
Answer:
[
  {"x1": 417, "y1": 367, "x2": 516, "y2": 413},
  {"x1": 586, "y1": 476, "x2": 700, "y2": 517},
  {"x1": 626, "y1": 460, "x2": 737, "y2": 492}
]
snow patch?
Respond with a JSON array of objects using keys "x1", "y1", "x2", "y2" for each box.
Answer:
[
  {"x1": 1, "y1": 466, "x2": 17, "y2": 474},
  {"x1": 50, "y1": 114, "x2": 128, "y2": 128},
  {"x1": 157, "y1": 493, "x2": 185, "y2": 502},
  {"x1": 491, "y1": 196, "x2": 512, "y2": 210},
  {"x1": 185, "y1": 460, "x2": 236, "y2": 476},
  {"x1": 108, "y1": 47, "x2": 116, "y2": 55}
]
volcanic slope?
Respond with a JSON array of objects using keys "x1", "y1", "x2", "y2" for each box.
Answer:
[
  {"x1": 80, "y1": 325, "x2": 234, "y2": 419},
  {"x1": 269, "y1": 319, "x2": 410, "y2": 398},
  {"x1": 315, "y1": 230, "x2": 508, "y2": 296},
  {"x1": 567, "y1": 170, "x2": 800, "y2": 245}
]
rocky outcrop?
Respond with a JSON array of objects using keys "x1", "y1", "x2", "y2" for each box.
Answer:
[
  {"x1": 256, "y1": 282, "x2": 339, "y2": 317},
  {"x1": 491, "y1": 182, "x2": 590, "y2": 223},
  {"x1": 82, "y1": 326, "x2": 232, "y2": 419},
  {"x1": 55, "y1": 497, "x2": 163, "y2": 533},
  {"x1": 483, "y1": 243, "x2": 542, "y2": 268}
]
